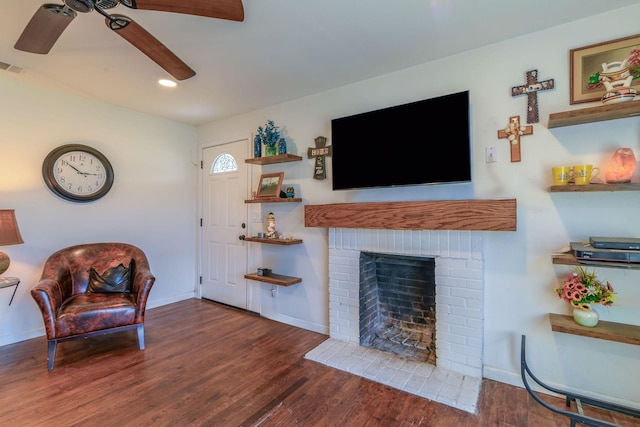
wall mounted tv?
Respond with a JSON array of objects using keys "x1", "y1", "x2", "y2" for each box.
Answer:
[{"x1": 331, "y1": 90, "x2": 471, "y2": 190}]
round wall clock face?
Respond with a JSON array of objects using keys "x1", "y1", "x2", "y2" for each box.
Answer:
[{"x1": 42, "y1": 144, "x2": 114, "y2": 202}]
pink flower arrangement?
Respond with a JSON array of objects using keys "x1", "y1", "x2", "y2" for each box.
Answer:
[
  {"x1": 628, "y1": 48, "x2": 640, "y2": 80},
  {"x1": 554, "y1": 267, "x2": 616, "y2": 311}
]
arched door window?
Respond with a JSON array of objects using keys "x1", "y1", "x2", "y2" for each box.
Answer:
[{"x1": 211, "y1": 153, "x2": 238, "y2": 174}]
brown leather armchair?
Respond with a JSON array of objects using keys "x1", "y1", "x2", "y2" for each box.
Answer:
[{"x1": 31, "y1": 242, "x2": 155, "y2": 370}]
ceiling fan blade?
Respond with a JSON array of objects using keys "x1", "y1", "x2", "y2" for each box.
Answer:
[
  {"x1": 14, "y1": 4, "x2": 77, "y2": 54},
  {"x1": 107, "y1": 14, "x2": 196, "y2": 81},
  {"x1": 120, "y1": 0, "x2": 244, "y2": 22}
]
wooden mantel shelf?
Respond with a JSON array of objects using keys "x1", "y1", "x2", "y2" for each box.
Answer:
[{"x1": 304, "y1": 199, "x2": 516, "y2": 231}]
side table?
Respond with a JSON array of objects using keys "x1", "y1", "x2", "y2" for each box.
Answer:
[{"x1": 0, "y1": 277, "x2": 20, "y2": 306}]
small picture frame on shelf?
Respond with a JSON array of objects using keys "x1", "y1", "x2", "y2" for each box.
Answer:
[
  {"x1": 569, "y1": 33, "x2": 640, "y2": 104},
  {"x1": 256, "y1": 172, "x2": 284, "y2": 198}
]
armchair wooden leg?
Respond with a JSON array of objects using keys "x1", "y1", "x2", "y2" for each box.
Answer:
[
  {"x1": 47, "y1": 340, "x2": 57, "y2": 371},
  {"x1": 137, "y1": 324, "x2": 145, "y2": 350}
]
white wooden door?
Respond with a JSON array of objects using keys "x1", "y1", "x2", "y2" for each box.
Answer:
[{"x1": 201, "y1": 139, "x2": 249, "y2": 309}]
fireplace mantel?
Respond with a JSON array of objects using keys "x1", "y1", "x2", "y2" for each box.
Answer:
[{"x1": 304, "y1": 199, "x2": 516, "y2": 231}]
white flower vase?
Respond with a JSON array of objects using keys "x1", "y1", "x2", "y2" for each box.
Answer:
[{"x1": 573, "y1": 306, "x2": 599, "y2": 327}]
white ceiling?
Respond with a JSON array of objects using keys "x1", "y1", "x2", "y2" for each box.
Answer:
[{"x1": 1, "y1": 0, "x2": 638, "y2": 126}]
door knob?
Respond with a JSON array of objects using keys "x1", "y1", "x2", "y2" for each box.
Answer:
[
  {"x1": 239, "y1": 234, "x2": 246, "y2": 240},
  {"x1": 241, "y1": 223, "x2": 246, "y2": 229}
]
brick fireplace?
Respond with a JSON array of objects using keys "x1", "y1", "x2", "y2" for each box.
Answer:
[
  {"x1": 304, "y1": 199, "x2": 515, "y2": 412},
  {"x1": 328, "y1": 227, "x2": 483, "y2": 377}
]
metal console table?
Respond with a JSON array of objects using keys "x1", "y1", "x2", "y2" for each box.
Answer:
[
  {"x1": 521, "y1": 335, "x2": 640, "y2": 427},
  {"x1": 0, "y1": 277, "x2": 20, "y2": 305}
]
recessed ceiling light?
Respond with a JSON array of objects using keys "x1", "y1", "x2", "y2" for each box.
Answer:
[{"x1": 158, "y1": 79, "x2": 177, "y2": 88}]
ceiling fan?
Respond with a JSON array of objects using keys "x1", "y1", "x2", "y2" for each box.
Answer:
[{"x1": 14, "y1": 0, "x2": 244, "y2": 81}]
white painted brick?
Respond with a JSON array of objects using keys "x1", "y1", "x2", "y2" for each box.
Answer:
[
  {"x1": 332, "y1": 317, "x2": 350, "y2": 328},
  {"x1": 451, "y1": 344, "x2": 482, "y2": 360},
  {"x1": 330, "y1": 287, "x2": 349, "y2": 298},
  {"x1": 438, "y1": 258, "x2": 468, "y2": 269},
  {"x1": 466, "y1": 318, "x2": 483, "y2": 330},
  {"x1": 328, "y1": 228, "x2": 484, "y2": 374},
  {"x1": 450, "y1": 325, "x2": 478, "y2": 339},
  {"x1": 466, "y1": 298, "x2": 483, "y2": 309},
  {"x1": 450, "y1": 267, "x2": 482, "y2": 280},
  {"x1": 450, "y1": 287, "x2": 481, "y2": 300},
  {"x1": 330, "y1": 271, "x2": 350, "y2": 282},
  {"x1": 466, "y1": 356, "x2": 483, "y2": 369},
  {"x1": 435, "y1": 285, "x2": 451, "y2": 297},
  {"x1": 328, "y1": 302, "x2": 342, "y2": 313},
  {"x1": 449, "y1": 362, "x2": 482, "y2": 378},
  {"x1": 437, "y1": 313, "x2": 466, "y2": 326},
  {"x1": 467, "y1": 337, "x2": 482, "y2": 349},
  {"x1": 437, "y1": 331, "x2": 467, "y2": 345},
  {"x1": 437, "y1": 276, "x2": 467, "y2": 289},
  {"x1": 466, "y1": 259, "x2": 483, "y2": 270},
  {"x1": 437, "y1": 295, "x2": 466, "y2": 307},
  {"x1": 339, "y1": 308, "x2": 359, "y2": 322},
  {"x1": 338, "y1": 297, "x2": 358, "y2": 309},
  {"x1": 466, "y1": 279, "x2": 483, "y2": 290},
  {"x1": 450, "y1": 306, "x2": 482, "y2": 320}
]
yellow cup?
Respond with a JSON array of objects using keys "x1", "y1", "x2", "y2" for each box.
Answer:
[
  {"x1": 573, "y1": 164, "x2": 600, "y2": 185},
  {"x1": 552, "y1": 166, "x2": 573, "y2": 185}
]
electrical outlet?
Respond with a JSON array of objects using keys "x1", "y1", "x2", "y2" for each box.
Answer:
[
  {"x1": 486, "y1": 146, "x2": 497, "y2": 163},
  {"x1": 271, "y1": 286, "x2": 278, "y2": 297}
]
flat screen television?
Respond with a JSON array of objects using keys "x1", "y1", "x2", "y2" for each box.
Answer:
[{"x1": 331, "y1": 90, "x2": 471, "y2": 190}]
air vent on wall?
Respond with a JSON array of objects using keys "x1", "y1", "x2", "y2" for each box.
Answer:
[{"x1": 0, "y1": 61, "x2": 24, "y2": 74}]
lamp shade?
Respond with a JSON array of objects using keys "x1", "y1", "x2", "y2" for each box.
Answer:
[
  {"x1": 0, "y1": 210, "x2": 23, "y2": 275},
  {"x1": 0, "y1": 210, "x2": 23, "y2": 246}
]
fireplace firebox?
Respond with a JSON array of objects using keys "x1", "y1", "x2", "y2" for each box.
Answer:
[{"x1": 359, "y1": 252, "x2": 436, "y2": 363}]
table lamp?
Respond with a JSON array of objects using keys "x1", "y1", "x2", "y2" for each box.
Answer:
[
  {"x1": 0, "y1": 209, "x2": 24, "y2": 275},
  {"x1": 605, "y1": 148, "x2": 637, "y2": 184}
]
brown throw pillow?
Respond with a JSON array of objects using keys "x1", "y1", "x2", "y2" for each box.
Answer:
[{"x1": 88, "y1": 262, "x2": 131, "y2": 293}]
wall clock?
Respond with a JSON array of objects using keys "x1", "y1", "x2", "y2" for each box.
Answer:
[{"x1": 42, "y1": 144, "x2": 114, "y2": 202}]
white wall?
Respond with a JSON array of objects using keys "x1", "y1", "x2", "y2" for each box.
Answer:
[
  {"x1": 198, "y1": 5, "x2": 640, "y2": 408},
  {"x1": 0, "y1": 77, "x2": 198, "y2": 345}
]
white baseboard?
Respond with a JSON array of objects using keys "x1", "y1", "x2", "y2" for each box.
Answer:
[
  {"x1": 263, "y1": 312, "x2": 329, "y2": 335},
  {"x1": 147, "y1": 292, "x2": 196, "y2": 310},
  {"x1": 0, "y1": 328, "x2": 43, "y2": 347},
  {"x1": 483, "y1": 366, "x2": 640, "y2": 411}
]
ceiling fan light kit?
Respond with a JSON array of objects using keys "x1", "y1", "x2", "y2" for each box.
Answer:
[{"x1": 14, "y1": 0, "x2": 244, "y2": 80}]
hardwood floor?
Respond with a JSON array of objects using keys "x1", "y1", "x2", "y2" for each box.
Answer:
[{"x1": 1, "y1": 298, "x2": 638, "y2": 426}]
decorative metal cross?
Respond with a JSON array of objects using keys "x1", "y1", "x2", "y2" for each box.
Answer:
[
  {"x1": 308, "y1": 136, "x2": 332, "y2": 180},
  {"x1": 497, "y1": 115, "x2": 533, "y2": 163},
  {"x1": 511, "y1": 69, "x2": 554, "y2": 124}
]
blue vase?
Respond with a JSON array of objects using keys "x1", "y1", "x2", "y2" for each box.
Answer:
[
  {"x1": 253, "y1": 136, "x2": 262, "y2": 158},
  {"x1": 278, "y1": 138, "x2": 287, "y2": 154}
]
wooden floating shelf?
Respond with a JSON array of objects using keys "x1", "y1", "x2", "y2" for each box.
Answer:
[
  {"x1": 552, "y1": 252, "x2": 640, "y2": 269},
  {"x1": 245, "y1": 154, "x2": 303, "y2": 165},
  {"x1": 548, "y1": 101, "x2": 640, "y2": 129},
  {"x1": 245, "y1": 198, "x2": 302, "y2": 204},
  {"x1": 244, "y1": 237, "x2": 302, "y2": 245},
  {"x1": 244, "y1": 272, "x2": 302, "y2": 286},
  {"x1": 549, "y1": 182, "x2": 640, "y2": 192},
  {"x1": 549, "y1": 313, "x2": 640, "y2": 346}
]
